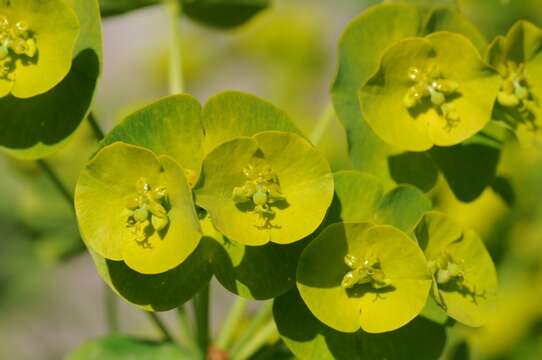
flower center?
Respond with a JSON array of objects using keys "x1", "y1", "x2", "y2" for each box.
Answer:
[
  {"x1": 232, "y1": 157, "x2": 285, "y2": 228},
  {"x1": 125, "y1": 177, "x2": 169, "y2": 248},
  {"x1": 404, "y1": 64, "x2": 460, "y2": 130},
  {"x1": 341, "y1": 254, "x2": 392, "y2": 291},
  {"x1": 0, "y1": 14, "x2": 38, "y2": 81}
]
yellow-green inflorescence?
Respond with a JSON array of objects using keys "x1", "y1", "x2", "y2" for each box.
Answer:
[
  {"x1": 496, "y1": 61, "x2": 538, "y2": 125},
  {"x1": 341, "y1": 254, "x2": 393, "y2": 291},
  {"x1": 429, "y1": 251, "x2": 485, "y2": 308},
  {"x1": 232, "y1": 157, "x2": 285, "y2": 228},
  {"x1": 403, "y1": 64, "x2": 460, "y2": 130},
  {"x1": 124, "y1": 177, "x2": 170, "y2": 249},
  {"x1": 0, "y1": 14, "x2": 37, "y2": 81}
]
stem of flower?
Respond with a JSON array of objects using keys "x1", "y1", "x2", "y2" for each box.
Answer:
[
  {"x1": 231, "y1": 320, "x2": 277, "y2": 360},
  {"x1": 165, "y1": 0, "x2": 184, "y2": 94},
  {"x1": 104, "y1": 285, "x2": 119, "y2": 333},
  {"x1": 193, "y1": 284, "x2": 210, "y2": 358},
  {"x1": 146, "y1": 311, "x2": 176, "y2": 343},
  {"x1": 177, "y1": 306, "x2": 200, "y2": 356},
  {"x1": 216, "y1": 297, "x2": 249, "y2": 351},
  {"x1": 36, "y1": 159, "x2": 74, "y2": 206},
  {"x1": 310, "y1": 102, "x2": 336, "y2": 146},
  {"x1": 229, "y1": 301, "x2": 273, "y2": 358},
  {"x1": 87, "y1": 112, "x2": 105, "y2": 141}
]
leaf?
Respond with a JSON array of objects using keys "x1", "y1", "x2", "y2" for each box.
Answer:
[
  {"x1": 89, "y1": 238, "x2": 213, "y2": 311},
  {"x1": 331, "y1": 2, "x2": 419, "y2": 178},
  {"x1": 274, "y1": 289, "x2": 447, "y2": 360},
  {"x1": 374, "y1": 185, "x2": 432, "y2": 232},
  {"x1": 325, "y1": 171, "x2": 384, "y2": 225},
  {"x1": 388, "y1": 152, "x2": 439, "y2": 192},
  {"x1": 182, "y1": 0, "x2": 269, "y2": 29},
  {"x1": 415, "y1": 211, "x2": 498, "y2": 327},
  {"x1": 359, "y1": 32, "x2": 500, "y2": 151},
  {"x1": 0, "y1": 0, "x2": 102, "y2": 159},
  {"x1": 195, "y1": 131, "x2": 333, "y2": 246},
  {"x1": 297, "y1": 222, "x2": 432, "y2": 333},
  {"x1": 75, "y1": 142, "x2": 202, "y2": 274},
  {"x1": 429, "y1": 131, "x2": 501, "y2": 202},
  {"x1": 211, "y1": 234, "x2": 304, "y2": 300},
  {"x1": 66, "y1": 335, "x2": 185, "y2": 360},
  {"x1": 202, "y1": 90, "x2": 302, "y2": 154},
  {"x1": 100, "y1": 94, "x2": 205, "y2": 184},
  {"x1": 99, "y1": 0, "x2": 158, "y2": 17}
]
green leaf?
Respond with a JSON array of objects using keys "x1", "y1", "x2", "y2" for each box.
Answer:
[
  {"x1": 89, "y1": 238, "x2": 213, "y2": 311},
  {"x1": 75, "y1": 142, "x2": 202, "y2": 274},
  {"x1": 325, "y1": 171, "x2": 384, "y2": 225},
  {"x1": 429, "y1": 135, "x2": 501, "y2": 203},
  {"x1": 195, "y1": 131, "x2": 333, "y2": 246},
  {"x1": 210, "y1": 227, "x2": 304, "y2": 300},
  {"x1": 388, "y1": 152, "x2": 439, "y2": 192},
  {"x1": 99, "y1": 0, "x2": 158, "y2": 17},
  {"x1": 274, "y1": 289, "x2": 447, "y2": 360},
  {"x1": 297, "y1": 222, "x2": 432, "y2": 333},
  {"x1": 415, "y1": 211, "x2": 498, "y2": 327},
  {"x1": 100, "y1": 94, "x2": 204, "y2": 185},
  {"x1": 202, "y1": 90, "x2": 302, "y2": 155},
  {"x1": 331, "y1": 2, "x2": 419, "y2": 178},
  {"x1": 0, "y1": 0, "x2": 102, "y2": 159},
  {"x1": 360, "y1": 32, "x2": 500, "y2": 151},
  {"x1": 182, "y1": 0, "x2": 269, "y2": 29},
  {"x1": 423, "y1": 7, "x2": 488, "y2": 55},
  {"x1": 374, "y1": 185, "x2": 432, "y2": 232},
  {"x1": 66, "y1": 335, "x2": 185, "y2": 360}
]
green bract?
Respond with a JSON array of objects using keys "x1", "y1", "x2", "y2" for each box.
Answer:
[
  {"x1": 75, "y1": 142, "x2": 202, "y2": 275},
  {"x1": 0, "y1": 0, "x2": 79, "y2": 98},
  {"x1": 195, "y1": 131, "x2": 333, "y2": 246},
  {"x1": 416, "y1": 211, "x2": 498, "y2": 326},
  {"x1": 360, "y1": 32, "x2": 500, "y2": 151},
  {"x1": 488, "y1": 20, "x2": 542, "y2": 146},
  {"x1": 0, "y1": 0, "x2": 102, "y2": 159},
  {"x1": 297, "y1": 222, "x2": 432, "y2": 333}
]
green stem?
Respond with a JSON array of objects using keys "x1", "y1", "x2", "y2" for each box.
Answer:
[
  {"x1": 177, "y1": 306, "x2": 200, "y2": 356},
  {"x1": 165, "y1": 0, "x2": 184, "y2": 94},
  {"x1": 310, "y1": 103, "x2": 336, "y2": 146},
  {"x1": 87, "y1": 112, "x2": 105, "y2": 141},
  {"x1": 231, "y1": 320, "x2": 277, "y2": 360},
  {"x1": 36, "y1": 159, "x2": 74, "y2": 206},
  {"x1": 146, "y1": 312, "x2": 175, "y2": 343},
  {"x1": 216, "y1": 297, "x2": 248, "y2": 350},
  {"x1": 193, "y1": 284, "x2": 210, "y2": 357},
  {"x1": 104, "y1": 285, "x2": 119, "y2": 333},
  {"x1": 229, "y1": 301, "x2": 273, "y2": 357}
]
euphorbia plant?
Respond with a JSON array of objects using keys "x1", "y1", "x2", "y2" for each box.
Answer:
[{"x1": 7, "y1": 0, "x2": 542, "y2": 359}]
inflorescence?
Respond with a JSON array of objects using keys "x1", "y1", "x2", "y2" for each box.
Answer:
[
  {"x1": 341, "y1": 254, "x2": 393, "y2": 291},
  {"x1": 232, "y1": 157, "x2": 285, "y2": 228},
  {"x1": 124, "y1": 177, "x2": 169, "y2": 248},
  {"x1": 403, "y1": 64, "x2": 460, "y2": 130},
  {"x1": 0, "y1": 14, "x2": 37, "y2": 81}
]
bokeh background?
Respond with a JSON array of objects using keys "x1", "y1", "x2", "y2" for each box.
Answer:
[{"x1": 1, "y1": 0, "x2": 542, "y2": 359}]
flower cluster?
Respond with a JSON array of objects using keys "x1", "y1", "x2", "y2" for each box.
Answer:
[
  {"x1": 0, "y1": 14, "x2": 37, "y2": 81},
  {"x1": 341, "y1": 254, "x2": 392, "y2": 290}
]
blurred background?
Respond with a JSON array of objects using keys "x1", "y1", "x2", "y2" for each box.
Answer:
[{"x1": 1, "y1": 0, "x2": 542, "y2": 359}]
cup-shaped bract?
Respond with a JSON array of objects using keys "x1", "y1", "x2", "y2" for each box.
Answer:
[
  {"x1": 195, "y1": 131, "x2": 334, "y2": 246},
  {"x1": 75, "y1": 142, "x2": 202, "y2": 275},
  {"x1": 416, "y1": 211, "x2": 498, "y2": 327},
  {"x1": 488, "y1": 20, "x2": 542, "y2": 146},
  {"x1": 359, "y1": 32, "x2": 500, "y2": 152},
  {"x1": 0, "y1": 0, "x2": 79, "y2": 98},
  {"x1": 297, "y1": 222, "x2": 432, "y2": 333}
]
